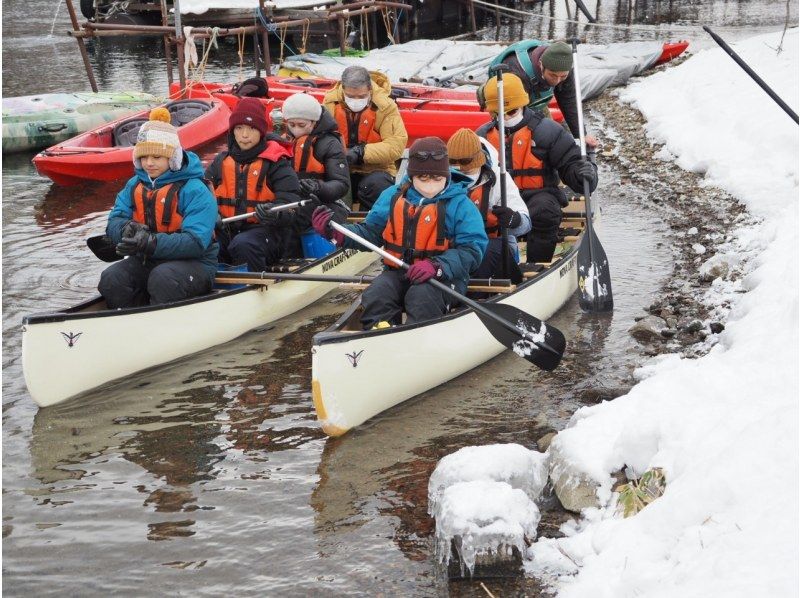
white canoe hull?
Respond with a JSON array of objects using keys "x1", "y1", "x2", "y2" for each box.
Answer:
[
  {"x1": 311, "y1": 247, "x2": 579, "y2": 437},
  {"x1": 22, "y1": 249, "x2": 376, "y2": 407}
]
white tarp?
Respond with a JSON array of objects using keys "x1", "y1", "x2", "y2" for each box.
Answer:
[{"x1": 179, "y1": 0, "x2": 335, "y2": 14}]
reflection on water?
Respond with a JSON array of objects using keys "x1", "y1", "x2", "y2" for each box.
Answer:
[{"x1": 4, "y1": 0, "x2": 793, "y2": 592}]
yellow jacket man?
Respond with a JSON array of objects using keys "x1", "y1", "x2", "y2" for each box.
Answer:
[{"x1": 322, "y1": 66, "x2": 408, "y2": 209}]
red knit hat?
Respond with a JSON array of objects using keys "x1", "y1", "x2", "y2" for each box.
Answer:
[{"x1": 229, "y1": 97, "x2": 268, "y2": 136}]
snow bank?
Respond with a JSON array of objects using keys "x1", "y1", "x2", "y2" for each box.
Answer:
[{"x1": 530, "y1": 28, "x2": 799, "y2": 597}]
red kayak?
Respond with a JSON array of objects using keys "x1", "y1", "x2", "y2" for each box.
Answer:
[
  {"x1": 655, "y1": 40, "x2": 690, "y2": 65},
  {"x1": 33, "y1": 99, "x2": 231, "y2": 186}
]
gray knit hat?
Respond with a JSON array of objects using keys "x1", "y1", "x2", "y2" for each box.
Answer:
[
  {"x1": 541, "y1": 42, "x2": 573, "y2": 72},
  {"x1": 282, "y1": 92, "x2": 322, "y2": 122}
]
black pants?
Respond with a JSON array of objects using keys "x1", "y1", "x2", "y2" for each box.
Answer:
[
  {"x1": 351, "y1": 171, "x2": 395, "y2": 211},
  {"x1": 472, "y1": 237, "x2": 523, "y2": 283},
  {"x1": 524, "y1": 189, "x2": 564, "y2": 263},
  {"x1": 98, "y1": 257, "x2": 213, "y2": 309},
  {"x1": 218, "y1": 225, "x2": 284, "y2": 271},
  {"x1": 360, "y1": 268, "x2": 449, "y2": 330}
]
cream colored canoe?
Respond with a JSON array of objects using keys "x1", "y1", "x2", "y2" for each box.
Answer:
[
  {"x1": 22, "y1": 249, "x2": 376, "y2": 408},
  {"x1": 311, "y1": 212, "x2": 586, "y2": 437}
]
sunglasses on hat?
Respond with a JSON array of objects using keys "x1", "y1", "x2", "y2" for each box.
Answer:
[
  {"x1": 410, "y1": 150, "x2": 447, "y2": 161},
  {"x1": 448, "y1": 153, "x2": 480, "y2": 166}
]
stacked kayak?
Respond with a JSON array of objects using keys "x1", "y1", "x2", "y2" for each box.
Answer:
[
  {"x1": 167, "y1": 79, "x2": 562, "y2": 144},
  {"x1": 2, "y1": 91, "x2": 161, "y2": 154},
  {"x1": 32, "y1": 98, "x2": 230, "y2": 186}
]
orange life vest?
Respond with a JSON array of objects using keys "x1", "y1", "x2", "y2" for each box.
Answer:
[
  {"x1": 382, "y1": 185, "x2": 449, "y2": 267},
  {"x1": 131, "y1": 180, "x2": 185, "y2": 233},
  {"x1": 333, "y1": 103, "x2": 381, "y2": 149},
  {"x1": 469, "y1": 182, "x2": 500, "y2": 238},
  {"x1": 214, "y1": 155, "x2": 276, "y2": 224},
  {"x1": 486, "y1": 125, "x2": 546, "y2": 190},
  {"x1": 292, "y1": 134, "x2": 326, "y2": 178}
]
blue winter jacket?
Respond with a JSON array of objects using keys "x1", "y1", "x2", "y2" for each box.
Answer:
[
  {"x1": 106, "y1": 151, "x2": 219, "y2": 278},
  {"x1": 343, "y1": 170, "x2": 488, "y2": 292}
]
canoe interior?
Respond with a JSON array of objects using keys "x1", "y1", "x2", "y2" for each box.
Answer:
[
  {"x1": 321, "y1": 198, "x2": 586, "y2": 336},
  {"x1": 22, "y1": 254, "x2": 336, "y2": 325}
]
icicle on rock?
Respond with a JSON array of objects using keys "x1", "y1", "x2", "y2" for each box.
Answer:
[{"x1": 434, "y1": 480, "x2": 541, "y2": 576}]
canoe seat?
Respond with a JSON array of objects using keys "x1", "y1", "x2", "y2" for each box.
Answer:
[
  {"x1": 113, "y1": 118, "x2": 148, "y2": 147},
  {"x1": 390, "y1": 87, "x2": 411, "y2": 99},
  {"x1": 166, "y1": 100, "x2": 211, "y2": 127},
  {"x1": 280, "y1": 78, "x2": 319, "y2": 89}
]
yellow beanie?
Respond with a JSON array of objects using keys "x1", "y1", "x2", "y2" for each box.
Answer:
[
  {"x1": 482, "y1": 73, "x2": 529, "y2": 115},
  {"x1": 133, "y1": 107, "x2": 182, "y2": 169},
  {"x1": 447, "y1": 128, "x2": 486, "y2": 172}
]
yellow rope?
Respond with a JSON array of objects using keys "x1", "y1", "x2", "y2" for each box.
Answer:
[
  {"x1": 381, "y1": 8, "x2": 396, "y2": 45},
  {"x1": 299, "y1": 19, "x2": 310, "y2": 54},
  {"x1": 237, "y1": 31, "x2": 245, "y2": 82},
  {"x1": 278, "y1": 23, "x2": 288, "y2": 64}
]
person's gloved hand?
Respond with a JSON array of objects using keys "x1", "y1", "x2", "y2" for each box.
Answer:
[
  {"x1": 491, "y1": 205, "x2": 522, "y2": 229},
  {"x1": 299, "y1": 178, "x2": 321, "y2": 198},
  {"x1": 121, "y1": 220, "x2": 148, "y2": 240},
  {"x1": 256, "y1": 203, "x2": 294, "y2": 226},
  {"x1": 311, "y1": 206, "x2": 344, "y2": 244},
  {"x1": 576, "y1": 160, "x2": 597, "y2": 187},
  {"x1": 116, "y1": 224, "x2": 157, "y2": 257},
  {"x1": 346, "y1": 143, "x2": 365, "y2": 166},
  {"x1": 405, "y1": 259, "x2": 440, "y2": 285}
]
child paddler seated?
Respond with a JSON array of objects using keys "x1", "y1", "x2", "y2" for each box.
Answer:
[
  {"x1": 446, "y1": 128, "x2": 530, "y2": 283},
  {"x1": 98, "y1": 108, "x2": 219, "y2": 309},
  {"x1": 311, "y1": 137, "x2": 488, "y2": 330},
  {"x1": 205, "y1": 97, "x2": 303, "y2": 271},
  {"x1": 281, "y1": 92, "x2": 350, "y2": 235}
]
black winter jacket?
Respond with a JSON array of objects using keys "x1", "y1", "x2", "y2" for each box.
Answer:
[
  {"x1": 477, "y1": 108, "x2": 597, "y2": 206},
  {"x1": 288, "y1": 110, "x2": 350, "y2": 204}
]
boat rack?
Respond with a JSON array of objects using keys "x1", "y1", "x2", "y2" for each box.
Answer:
[{"x1": 61, "y1": 0, "x2": 412, "y2": 94}]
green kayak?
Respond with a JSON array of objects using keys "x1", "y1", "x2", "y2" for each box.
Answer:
[{"x1": 2, "y1": 91, "x2": 161, "y2": 154}]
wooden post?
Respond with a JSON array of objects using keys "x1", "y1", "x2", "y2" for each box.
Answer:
[
  {"x1": 160, "y1": 0, "x2": 173, "y2": 85},
  {"x1": 64, "y1": 0, "x2": 98, "y2": 92},
  {"x1": 253, "y1": 30, "x2": 261, "y2": 77},
  {"x1": 259, "y1": 0, "x2": 271, "y2": 75},
  {"x1": 338, "y1": 15, "x2": 347, "y2": 56},
  {"x1": 369, "y1": 9, "x2": 378, "y2": 49},
  {"x1": 173, "y1": 0, "x2": 186, "y2": 93},
  {"x1": 468, "y1": 0, "x2": 477, "y2": 34},
  {"x1": 494, "y1": 0, "x2": 501, "y2": 40}
]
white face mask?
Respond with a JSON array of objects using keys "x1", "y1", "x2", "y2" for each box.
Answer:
[
  {"x1": 344, "y1": 96, "x2": 370, "y2": 113},
  {"x1": 413, "y1": 177, "x2": 447, "y2": 199},
  {"x1": 288, "y1": 122, "x2": 314, "y2": 138},
  {"x1": 504, "y1": 111, "x2": 524, "y2": 128}
]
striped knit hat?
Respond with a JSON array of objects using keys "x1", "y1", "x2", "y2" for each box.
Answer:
[{"x1": 133, "y1": 107, "x2": 183, "y2": 171}]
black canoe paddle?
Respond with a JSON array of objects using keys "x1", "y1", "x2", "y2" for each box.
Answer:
[
  {"x1": 329, "y1": 221, "x2": 566, "y2": 372},
  {"x1": 86, "y1": 200, "x2": 309, "y2": 262},
  {"x1": 571, "y1": 38, "x2": 614, "y2": 313}
]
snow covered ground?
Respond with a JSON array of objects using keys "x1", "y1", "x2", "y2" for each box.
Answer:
[{"x1": 432, "y1": 28, "x2": 799, "y2": 596}]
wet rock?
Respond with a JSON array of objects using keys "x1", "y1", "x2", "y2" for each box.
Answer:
[
  {"x1": 611, "y1": 469, "x2": 628, "y2": 492},
  {"x1": 537, "y1": 432, "x2": 557, "y2": 452},
  {"x1": 578, "y1": 386, "x2": 632, "y2": 404},
  {"x1": 692, "y1": 243, "x2": 707, "y2": 255},
  {"x1": 709, "y1": 322, "x2": 725, "y2": 334},
  {"x1": 681, "y1": 319, "x2": 704, "y2": 334},
  {"x1": 660, "y1": 328, "x2": 677, "y2": 338},
  {"x1": 687, "y1": 227, "x2": 698, "y2": 236},
  {"x1": 629, "y1": 315, "x2": 668, "y2": 343},
  {"x1": 549, "y1": 446, "x2": 600, "y2": 513},
  {"x1": 699, "y1": 254, "x2": 731, "y2": 282},
  {"x1": 665, "y1": 316, "x2": 678, "y2": 329}
]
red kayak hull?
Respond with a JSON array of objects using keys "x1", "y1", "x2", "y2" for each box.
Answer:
[{"x1": 33, "y1": 99, "x2": 231, "y2": 186}]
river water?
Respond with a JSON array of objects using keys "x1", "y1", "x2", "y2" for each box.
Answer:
[{"x1": 2, "y1": 0, "x2": 795, "y2": 594}]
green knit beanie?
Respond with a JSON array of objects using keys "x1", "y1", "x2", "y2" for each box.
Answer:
[{"x1": 541, "y1": 42, "x2": 573, "y2": 72}]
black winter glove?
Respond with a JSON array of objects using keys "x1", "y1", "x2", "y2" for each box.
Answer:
[
  {"x1": 491, "y1": 205, "x2": 522, "y2": 229},
  {"x1": 298, "y1": 178, "x2": 321, "y2": 198},
  {"x1": 120, "y1": 220, "x2": 149, "y2": 240},
  {"x1": 116, "y1": 225, "x2": 157, "y2": 257},
  {"x1": 576, "y1": 160, "x2": 598, "y2": 188},
  {"x1": 256, "y1": 203, "x2": 295, "y2": 226},
  {"x1": 346, "y1": 144, "x2": 365, "y2": 166}
]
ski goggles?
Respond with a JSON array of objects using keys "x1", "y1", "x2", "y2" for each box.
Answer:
[{"x1": 410, "y1": 150, "x2": 447, "y2": 161}]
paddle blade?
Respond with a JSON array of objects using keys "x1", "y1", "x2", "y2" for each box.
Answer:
[
  {"x1": 577, "y1": 231, "x2": 613, "y2": 313},
  {"x1": 475, "y1": 302, "x2": 566, "y2": 371},
  {"x1": 87, "y1": 235, "x2": 122, "y2": 262}
]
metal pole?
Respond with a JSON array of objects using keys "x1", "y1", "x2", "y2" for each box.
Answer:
[
  {"x1": 253, "y1": 30, "x2": 261, "y2": 77},
  {"x1": 64, "y1": 0, "x2": 98, "y2": 92},
  {"x1": 468, "y1": 0, "x2": 478, "y2": 34}
]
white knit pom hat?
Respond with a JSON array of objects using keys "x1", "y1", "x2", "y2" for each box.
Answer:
[{"x1": 282, "y1": 92, "x2": 322, "y2": 122}]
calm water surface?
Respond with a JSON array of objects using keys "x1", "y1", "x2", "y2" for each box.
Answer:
[{"x1": 2, "y1": 0, "x2": 794, "y2": 594}]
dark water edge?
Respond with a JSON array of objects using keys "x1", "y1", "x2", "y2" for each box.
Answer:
[{"x1": 2, "y1": 0, "x2": 795, "y2": 594}]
